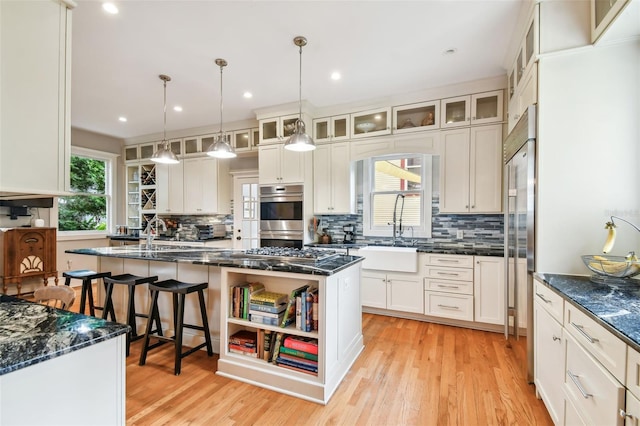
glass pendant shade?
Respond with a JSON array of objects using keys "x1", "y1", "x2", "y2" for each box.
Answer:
[
  {"x1": 151, "y1": 74, "x2": 179, "y2": 164},
  {"x1": 206, "y1": 58, "x2": 236, "y2": 159},
  {"x1": 284, "y1": 36, "x2": 315, "y2": 152}
]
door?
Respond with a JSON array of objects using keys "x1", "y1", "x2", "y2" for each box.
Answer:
[{"x1": 233, "y1": 175, "x2": 259, "y2": 250}]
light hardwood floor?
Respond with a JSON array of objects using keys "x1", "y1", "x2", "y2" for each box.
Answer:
[{"x1": 64, "y1": 288, "x2": 552, "y2": 425}]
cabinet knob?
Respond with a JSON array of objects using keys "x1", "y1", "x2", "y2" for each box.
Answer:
[
  {"x1": 552, "y1": 335, "x2": 561, "y2": 342},
  {"x1": 236, "y1": 236, "x2": 242, "y2": 241},
  {"x1": 620, "y1": 409, "x2": 634, "y2": 420}
]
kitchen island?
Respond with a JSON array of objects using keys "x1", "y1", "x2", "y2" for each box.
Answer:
[
  {"x1": 67, "y1": 245, "x2": 364, "y2": 404},
  {"x1": 0, "y1": 295, "x2": 129, "y2": 425}
]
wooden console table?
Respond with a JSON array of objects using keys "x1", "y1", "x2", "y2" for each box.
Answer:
[{"x1": 0, "y1": 227, "x2": 58, "y2": 295}]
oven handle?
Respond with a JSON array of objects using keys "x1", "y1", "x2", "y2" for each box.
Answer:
[
  {"x1": 261, "y1": 231, "x2": 304, "y2": 240},
  {"x1": 260, "y1": 194, "x2": 303, "y2": 203}
]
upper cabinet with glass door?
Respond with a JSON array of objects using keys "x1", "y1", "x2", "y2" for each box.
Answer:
[
  {"x1": 313, "y1": 114, "x2": 349, "y2": 142},
  {"x1": 259, "y1": 114, "x2": 305, "y2": 144},
  {"x1": 440, "y1": 96, "x2": 471, "y2": 128},
  {"x1": 124, "y1": 145, "x2": 139, "y2": 163},
  {"x1": 441, "y1": 91, "x2": 504, "y2": 128},
  {"x1": 157, "y1": 139, "x2": 183, "y2": 158},
  {"x1": 350, "y1": 107, "x2": 391, "y2": 139},
  {"x1": 591, "y1": 0, "x2": 630, "y2": 42},
  {"x1": 233, "y1": 128, "x2": 259, "y2": 153},
  {"x1": 508, "y1": 9, "x2": 538, "y2": 132},
  {"x1": 392, "y1": 101, "x2": 440, "y2": 134}
]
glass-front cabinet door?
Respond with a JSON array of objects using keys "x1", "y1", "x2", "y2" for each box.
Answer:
[
  {"x1": 259, "y1": 117, "x2": 279, "y2": 143},
  {"x1": 314, "y1": 115, "x2": 349, "y2": 142},
  {"x1": 233, "y1": 129, "x2": 251, "y2": 152},
  {"x1": 184, "y1": 136, "x2": 201, "y2": 155},
  {"x1": 314, "y1": 117, "x2": 330, "y2": 142},
  {"x1": 126, "y1": 165, "x2": 140, "y2": 229},
  {"x1": 393, "y1": 101, "x2": 440, "y2": 134},
  {"x1": 471, "y1": 90, "x2": 503, "y2": 125},
  {"x1": 161, "y1": 139, "x2": 182, "y2": 157},
  {"x1": 281, "y1": 114, "x2": 299, "y2": 140},
  {"x1": 350, "y1": 107, "x2": 391, "y2": 138},
  {"x1": 200, "y1": 134, "x2": 216, "y2": 153},
  {"x1": 124, "y1": 145, "x2": 139, "y2": 162},
  {"x1": 139, "y1": 142, "x2": 156, "y2": 160},
  {"x1": 592, "y1": 0, "x2": 629, "y2": 42},
  {"x1": 441, "y1": 96, "x2": 470, "y2": 128},
  {"x1": 252, "y1": 128, "x2": 260, "y2": 149}
]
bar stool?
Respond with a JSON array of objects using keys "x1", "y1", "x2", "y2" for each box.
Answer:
[
  {"x1": 139, "y1": 279, "x2": 213, "y2": 375},
  {"x1": 62, "y1": 270, "x2": 114, "y2": 318},
  {"x1": 103, "y1": 273, "x2": 162, "y2": 356}
]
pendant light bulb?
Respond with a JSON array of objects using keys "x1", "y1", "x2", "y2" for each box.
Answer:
[
  {"x1": 151, "y1": 74, "x2": 179, "y2": 164},
  {"x1": 207, "y1": 58, "x2": 237, "y2": 159},
  {"x1": 284, "y1": 36, "x2": 315, "y2": 152}
]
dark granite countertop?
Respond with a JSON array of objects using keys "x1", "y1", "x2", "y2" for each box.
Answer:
[
  {"x1": 535, "y1": 273, "x2": 640, "y2": 352},
  {"x1": 308, "y1": 242, "x2": 504, "y2": 257},
  {"x1": 0, "y1": 295, "x2": 129, "y2": 376},
  {"x1": 66, "y1": 246, "x2": 363, "y2": 276}
]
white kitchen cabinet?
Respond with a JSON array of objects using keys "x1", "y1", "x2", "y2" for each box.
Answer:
[
  {"x1": 232, "y1": 128, "x2": 259, "y2": 152},
  {"x1": 313, "y1": 142, "x2": 353, "y2": 214},
  {"x1": 423, "y1": 254, "x2": 475, "y2": 321},
  {"x1": 184, "y1": 136, "x2": 203, "y2": 155},
  {"x1": 259, "y1": 114, "x2": 309, "y2": 144},
  {"x1": 0, "y1": 0, "x2": 74, "y2": 195},
  {"x1": 126, "y1": 165, "x2": 141, "y2": 229},
  {"x1": 564, "y1": 332, "x2": 625, "y2": 426},
  {"x1": 361, "y1": 270, "x2": 423, "y2": 314},
  {"x1": 313, "y1": 115, "x2": 350, "y2": 142},
  {"x1": 473, "y1": 256, "x2": 504, "y2": 325},
  {"x1": 392, "y1": 100, "x2": 440, "y2": 134},
  {"x1": 441, "y1": 95, "x2": 471, "y2": 128},
  {"x1": 183, "y1": 157, "x2": 231, "y2": 214},
  {"x1": 591, "y1": 0, "x2": 630, "y2": 43},
  {"x1": 156, "y1": 162, "x2": 184, "y2": 214},
  {"x1": 125, "y1": 146, "x2": 139, "y2": 163},
  {"x1": 258, "y1": 143, "x2": 310, "y2": 185},
  {"x1": 439, "y1": 124, "x2": 502, "y2": 214},
  {"x1": 350, "y1": 107, "x2": 392, "y2": 139},
  {"x1": 139, "y1": 142, "x2": 157, "y2": 161},
  {"x1": 534, "y1": 287, "x2": 565, "y2": 425},
  {"x1": 623, "y1": 390, "x2": 640, "y2": 426}
]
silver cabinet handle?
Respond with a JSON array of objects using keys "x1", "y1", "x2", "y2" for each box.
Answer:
[
  {"x1": 437, "y1": 259, "x2": 460, "y2": 263},
  {"x1": 437, "y1": 284, "x2": 460, "y2": 289},
  {"x1": 535, "y1": 292, "x2": 551, "y2": 303},
  {"x1": 571, "y1": 322, "x2": 599, "y2": 343},
  {"x1": 437, "y1": 272, "x2": 460, "y2": 277},
  {"x1": 620, "y1": 409, "x2": 634, "y2": 420},
  {"x1": 437, "y1": 304, "x2": 460, "y2": 310},
  {"x1": 552, "y1": 335, "x2": 561, "y2": 342},
  {"x1": 567, "y1": 370, "x2": 592, "y2": 399}
]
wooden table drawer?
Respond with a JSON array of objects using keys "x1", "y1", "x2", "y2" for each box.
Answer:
[
  {"x1": 565, "y1": 303, "x2": 627, "y2": 383},
  {"x1": 424, "y1": 278, "x2": 473, "y2": 295},
  {"x1": 424, "y1": 291, "x2": 473, "y2": 321},
  {"x1": 424, "y1": 266, "x2": 473, "y2": 282},
  {"x1": 564, "y1": 333, "x2": 624, "y2": 425},
  {"x1": 424, "y1": 254, "x2": 474, "y2": 268},
  {"x1": 533, "y1": 278, "x2": 564, "y2": 323}
]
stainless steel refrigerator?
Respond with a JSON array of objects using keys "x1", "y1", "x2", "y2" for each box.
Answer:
[{"x1": 503, "y1": 105, "x2": 536, "y2": 383}]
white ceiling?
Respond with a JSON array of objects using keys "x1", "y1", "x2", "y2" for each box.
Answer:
[{"x1": 71, "y1": 0, "x2": 524, "y2": 140}]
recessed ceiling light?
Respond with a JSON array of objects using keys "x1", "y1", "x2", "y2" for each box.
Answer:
[
  {"x1": 102, "y1": 2, "x2": 119, "y2": 14},
  {"x1": 443, "y1": 48, "x2": 457, "y2": 55},
  {"x1": 243, "y1": 92, "x2": 253, "y2": 99},
  {"x1": 118, "y1": 116, "x2": 127, "y2": 122},
  {"x1": 331, "y1": 72, "x2": 341, "y2": 81},
  {"x1": 173, "y1": 106, "x2": 183, "y2": 112}
]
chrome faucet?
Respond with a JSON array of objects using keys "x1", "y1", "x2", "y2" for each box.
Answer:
[
  {"x1": 390, "y1": 194, "x2": 405, "y2": 245},
  {"x1": 144, "y1": 216, "x2": 167, "y2": 249}
]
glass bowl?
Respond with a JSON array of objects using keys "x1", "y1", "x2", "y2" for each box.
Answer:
[{"x1": 581, "y1": 254, "x2": 640, "y2": 280}]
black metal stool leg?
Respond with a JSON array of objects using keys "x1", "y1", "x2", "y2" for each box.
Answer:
[
  {"x1": 198, "y1": 289, "x2": 213, "y2": 356},
  {"x1": 78, "y1": 278, "x2": 89, "y2": 315},
  {"x1": 86, "y1": 278, "x2": 96, "y2": 317},
  {"x1": 102, "y1": 282, "x2": 116, "y2": 321},
  {"x1": 139, "y1": 289, "x2": 159, "y2": 366},
  {"x1": 175, "y1": 293, "x2": 186, "y2": 375}
]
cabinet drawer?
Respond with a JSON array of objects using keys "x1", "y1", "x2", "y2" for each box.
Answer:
[
  {"x1": 565, "y1": 303, "x2": 627, "y2": 383},
  {"x1": 424, "y1": 254, "x2": 474, "y2": 268},
  {"x1": 424, "y1": 278, "x2": 473, "y2": 295},
  {"x1": 627, "y1": 346, "x2": 640, "y2": 401},
  {"x1": 564, "y1": 333, "x2": 624, "y2": 426},
  {"x1": 424, "y1": 266, "x2": 473, "y2": 282},
  {"x1": 424, "y1": 291, "x2": 473, "y2": 321},
  {"x1": 533, "y1": 278, "x2": 564, "y2": 323}
]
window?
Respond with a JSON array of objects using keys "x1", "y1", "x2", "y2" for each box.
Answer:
[
  {"x1": 58, "y1": 147, "x2": 116, "y2": 234},
  {"x1": 363, "y1": 154, "x2": 432, "y2": 238}
]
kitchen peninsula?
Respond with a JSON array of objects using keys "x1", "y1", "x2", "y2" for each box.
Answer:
[
  {"x1": 67, "y1": 245, "x2": 364, "y2": 404},
  {"x1": 0, "y1": 295, "x2": 129, "y2": 425}
]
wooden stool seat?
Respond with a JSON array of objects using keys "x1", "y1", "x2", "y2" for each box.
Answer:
[
  {"x1": 103, "y1": 274, "x2": 161, "y2": 356},
  {"x1": 63, "y1": 270, "x2": 112, "y2": 317},
  {"x1": 139, "y1": 279, "x2": 213, "y2": 375}
]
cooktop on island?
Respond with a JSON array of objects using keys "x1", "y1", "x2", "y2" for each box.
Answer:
[{"x1": 244, "y1": 247, "x2": 338, "y2": 262}]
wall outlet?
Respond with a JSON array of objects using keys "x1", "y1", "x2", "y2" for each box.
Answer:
[{"x1": 456, "y1": 230, "x2": 464, "y2": 239}]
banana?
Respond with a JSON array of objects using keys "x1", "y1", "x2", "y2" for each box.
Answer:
[{"x1": 602, "y1": 221, "x2": 617, "y2": 253}]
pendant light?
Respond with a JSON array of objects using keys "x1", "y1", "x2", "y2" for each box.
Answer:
[
  {"x1": 151, "y1": 74, "x2": 179, "y2": 164},
  {"x1": 207, "y1": 58, "x2": 237, "y2": 159},
  {"x1": 284, "y1": 36, "x2": 315, "y2": 152}
]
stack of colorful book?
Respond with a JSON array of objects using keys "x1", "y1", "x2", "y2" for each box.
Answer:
[
  {"x1": 274, "y1": 335, "x2": 318, "y2": 376},
  {"x1": 231, "y1": 282, "x2": 265, "y2": 319},
  {"x1": 295, "y1": 287, "x2": 318, "y2": 332},
  {"x1": 249, "y1": 291, "x2": 288, "y2": 326},
  {"x1": 228, "y1": 329, "x2": 258, "y2": 358}
]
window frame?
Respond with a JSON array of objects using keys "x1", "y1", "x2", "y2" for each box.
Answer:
[
  {"x1": 363, "y1": 154, "x2": 432, "y2": 238},
  {"x1": 57, "y1": 147, "x2": 118, "y2": 238}
]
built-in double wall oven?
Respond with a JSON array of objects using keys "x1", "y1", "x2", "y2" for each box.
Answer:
[{"x1": 259, "y1": 184, "x2": 304, "y2": 248}]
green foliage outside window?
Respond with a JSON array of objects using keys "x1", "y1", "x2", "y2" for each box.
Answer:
[{"x1": 58, "y1": 156, "x2": 108, "y2": 231}]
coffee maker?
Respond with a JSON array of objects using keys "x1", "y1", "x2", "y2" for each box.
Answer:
[{"x1": 342, "y1": 224, "x2": 355, "y2": 244}]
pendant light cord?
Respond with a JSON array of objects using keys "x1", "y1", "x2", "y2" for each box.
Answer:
[
  {"x1": 219, "y1": 63, "x2": 224, "y2": 138},
  {"x1": 163, "y1": 78, "x2": 168, "y2": 148},
  {"x1": 298, "y1": 43, "x2": 302, "y2": 120}
]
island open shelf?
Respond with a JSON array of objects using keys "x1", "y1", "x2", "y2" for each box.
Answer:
[{"x1": 217, "y1": 264, "x2": 363, "y2": 405}]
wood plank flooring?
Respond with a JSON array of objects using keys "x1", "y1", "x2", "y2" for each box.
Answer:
[{"x1": 64, "y1": 289, "x2": 552, "y2": 425}]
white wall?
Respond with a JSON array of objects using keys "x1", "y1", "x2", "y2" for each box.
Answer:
[{"x1": 537, "y1": 39, "x2": 640, "y2": 274}]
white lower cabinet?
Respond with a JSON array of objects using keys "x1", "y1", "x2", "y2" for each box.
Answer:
[
  {"x1": 623, "y1": 390, "x2": 640, "y2": 426},
  {"x1": 423, "y1": 254, "x2": 474, "y2": 321},
  {"x1": 534, "y1": 292, "x2": 565, "y2": 425},
  {"x1": 473, "y1": 256, "x2": 504, "y2": 325},
  {"x1": 361, "y1": 270, "x2": 423, "y2": 314}
]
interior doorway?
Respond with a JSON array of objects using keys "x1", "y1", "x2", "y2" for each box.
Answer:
[{"x1": 232, "y1": 174, "x2": 259, "y2": 250}]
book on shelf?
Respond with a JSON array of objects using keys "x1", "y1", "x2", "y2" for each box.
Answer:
[
  {"x1": 281, "y1": 285, "x2": 309, "y2": 328},
  {"x1": 295, "y1": 294, "x2": 303, "y2": 330},
  {"x1": 231, "y1": 282, "x2": 265, "y2": 319},
  {"x1": 229, "y1": 345, "x2": 258, "y2": 358},
  {"x1": 277, "y1": 362, "x2": 319, "y2": 376},
  {"x1": 249, "y1": 302, "x2": 287, "y2": 314},
  {"x1": 275, "y1": 356, "x2": 318, "y2": 374},
  {"x1": 229, "y1": 329, "x2": 257, "y2": 347},
  {"x1": 305, "y1": 287, "x2": 317, "y2": 332},
  {"x1": 249, "y1": 313, "x2": 284, "y2": 327},
  {"x1": 312, "y1": 287, "x2": 319, "y2": 331},
  {"x1": 270, "y1": 332, "x2": 285, "y2": 363},
  {"x1": 277, "y1": 353, "x2": 318, "y2": 368},
  {"x1": 283, "y1": 335, "x2": 318, "y2": 355},
  {"x1": 249, "y1": 308, "x2": 285, "y2": 319},
  {"x1": 263, "y1": 330, "x2": 273, "y2": 361},
  {"x1": 278, "y1": 345, "x2": 318, "y2": 361},
  {"x1": 250, "y1": 291, "x2": 288, "y2": 307}
]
